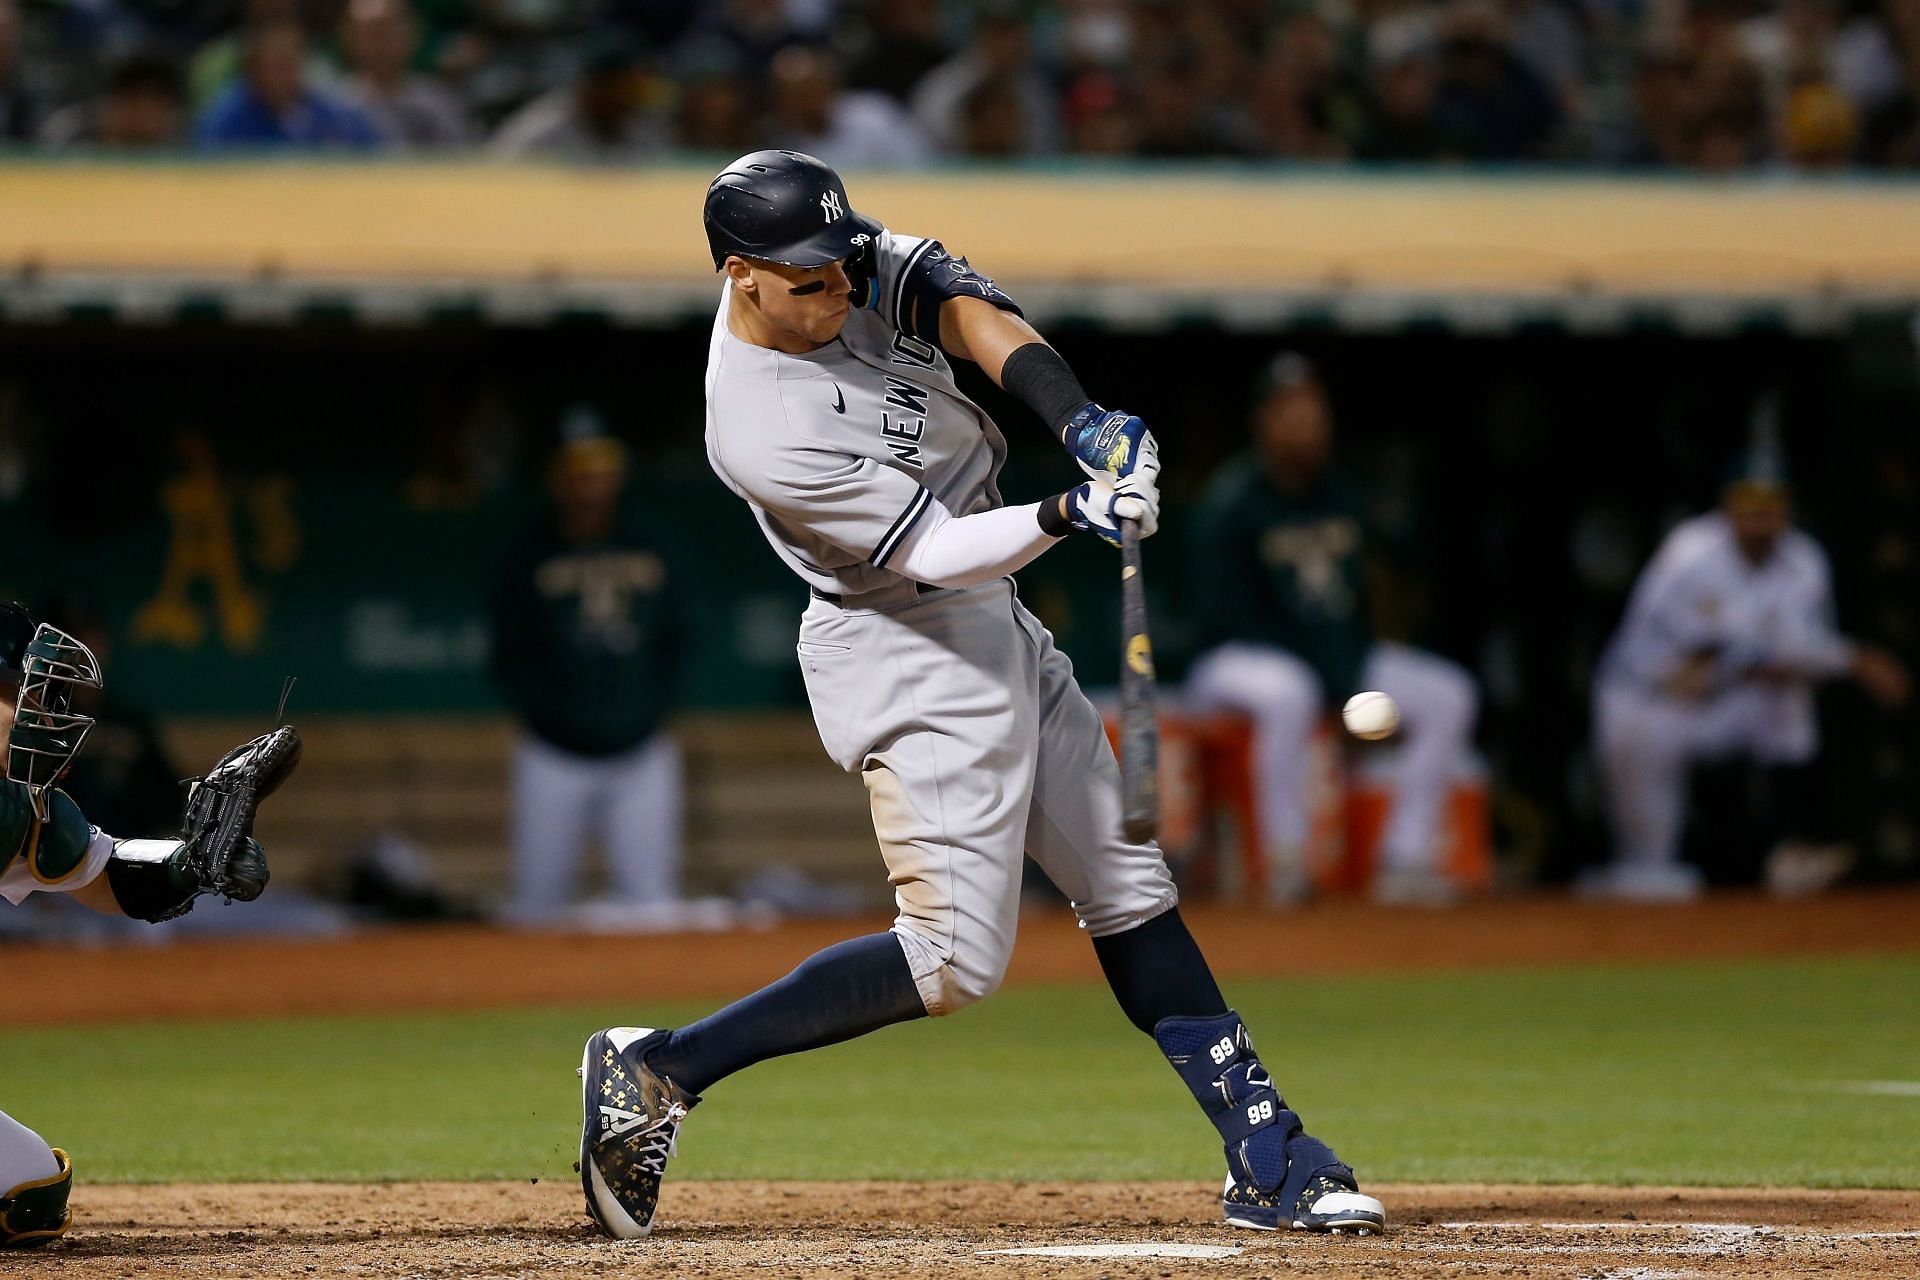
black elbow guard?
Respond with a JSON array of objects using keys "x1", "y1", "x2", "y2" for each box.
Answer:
[
  {"x1": 898, "y1": 241, "x2": 1021, "y2": 349},
  {"x1": 105, "y1": 839, "x2": 201, "y2": 923}
]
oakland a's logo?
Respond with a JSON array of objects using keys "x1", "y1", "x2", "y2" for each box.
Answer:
[{"x1": 820, "y1": 189, "x2": 844, "y2": 222}]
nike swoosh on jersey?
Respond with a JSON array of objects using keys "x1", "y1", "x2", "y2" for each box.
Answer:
[{"x1": 832, "y1": 384, "x2": 846, "y2": 413}]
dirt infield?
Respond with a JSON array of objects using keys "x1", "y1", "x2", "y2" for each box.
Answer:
[
  {"x1": 9, "y1": 888, "x2": 1920, "y2": 1026},
  {"x1": 33, "y1": 1180, "x2": 1920, "y2": 1279}
]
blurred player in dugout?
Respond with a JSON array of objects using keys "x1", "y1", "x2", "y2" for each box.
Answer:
[
  {"x1": 1186, "y1": 352, "x2": 1479, "y2": 907},
  {"x1": 1588, "y1": 448, "x2": 1910, "y2": 901},
  {"x1": 490, "y1": 411, "x2": 690, "y2": 926}
]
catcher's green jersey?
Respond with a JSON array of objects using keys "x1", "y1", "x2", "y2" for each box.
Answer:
[
  {"x1": 1189, "y1": 456, "x2": 1376, "y2": 704},
  {"x1": 0, "y1": 779, "x2": 104, "y2": 904}
]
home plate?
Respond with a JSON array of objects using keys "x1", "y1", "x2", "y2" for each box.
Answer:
[{"x1": 978, "y1": 1244, "x2": 1245, "y2": 1259}]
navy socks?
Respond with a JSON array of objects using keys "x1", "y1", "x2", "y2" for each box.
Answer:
[
  {"x1": 647, "y1": 906, "x2": 1223, "y2": 1095},
  {"x1": 1091, "y1": 905, "x2": 1228, "y2": 1035},
  {"x1": 643, "y1": 931, "x2": 926, "y2": 1095}
]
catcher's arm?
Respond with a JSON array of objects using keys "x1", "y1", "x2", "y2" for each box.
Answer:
[{"x1": 103, "y1": 725, "x2": 299, "y2": 923}]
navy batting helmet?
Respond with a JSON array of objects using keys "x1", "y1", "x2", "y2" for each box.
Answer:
[{"x1": 703, "y1": 150, "x2": 882, "y2": 270}]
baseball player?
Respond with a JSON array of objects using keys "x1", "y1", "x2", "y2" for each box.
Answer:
[
  {"x1": 491, "y1": 413, "x2": 691, "y2": 925},
  {"x1": 576, "y1": 151, "x2": 1385, "y2": 1240},
  {"x1": 1185, "y1": 352, "x2": 1479, "y2": 906},
  {"x1": 0, "y1": 601, "x2": 287, "y2": 1249},
  {"x1": 1588, "y1": 452, "x2": 1910, "y2": 900}
]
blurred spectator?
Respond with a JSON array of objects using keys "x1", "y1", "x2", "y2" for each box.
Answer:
[
  {"x1": 911, "y1": 1, "x2": 1059, "y2": 155},
  {"x1": 1433, "y1": 0, "x2": 1562, "y2": 158},
  {"x1": 1864, "y1": 82, "x2": 1920, "y2": 166},
  {"x1": 1185, "y1": 352, "x2": 1481, "y2": 907},
  {"x1": 439, "y1": 18, "x2": 581, "y2": 133},
  {"x1": 404, "y1": 0, "x2": 488, "y2": 79},
  {"x1": 838, "y1": 0, "x2": 952, "y2": 104},
  {"x1": 1587, "y1": 448, "x2": 1911, "y2": 901},
  {"x1": 1858, "y1": 0, "x2": 1920, "y2": 164},
  {"x1": 1781, "y1": 78, "x2": 1859, "y2": 167},
  {"x1": 1833, "y1": 0, "x2": 1917, "y2": 117},
  {"x1": 1689, "y1": 47, "x2": 1770, "y2": 169},
  {"x1": 595, "y1": 0, "x2": 700, "y2": 49},
  {"x1": 39, "y1": 50, "x2": 188, "y2": 149},
  {"x1": 1058, "y1": 0, "x2": 1133, "y2": 75},
  {"x1": 1615, "y1": 46, "x2": 1697, "y2": 166},
  {"x1": 336, "y1": 0, "x2": 475, "y2": 147},
  {"x1": 489, "y1": 35, "x2": 665, "y2": 160},
  {"x1": 677, "y1": 0, "x2": 821, "y2": 81},
  {"x1": 1357, "y1": 48, "x2": 1462, "y2": 159},
  {"x1": 1136, "y1": 50, "x2": 1244, "y2": 157},
  {"x1": 1733, "y1": 0, "x2": 1872, "y2": 167},
  {"x1": 1366, "y1": 0, "x2": 1445, "y2": 77},
  {"x1": 489, "y1": 410, "x2": 689, "y2": 926},
  {"x1": 189, "y1": 0, "x2": 322, "y2": 108},
  {"x1": 0, "y1": 0, "x2": 37, "y2": 141},
  {"x1": 761, "y1": 43, "x2": 929, "y2": 168},
  {"x1": 1506, "y1": 0, "x2": 1589, "y2": 129},
  {"x1": 1248, "y1": 12, "x2": 1367, "y2": 158},
  {"x1": 39, "y1": 598, "x2": 183, "y2": 841},
  {"x1": 195, "y1": 19, "x2": 385, "y2": 148},
  {"x1": 1671, "y1": 0, "x2": 1772, "y2": 169},
  {"x1": 1740, "y1": 0, "x2": 1840, "y2": 112},
  {"x1": 673, "y1": 51, "x2": 754, "y2": 153},
  {"x1": 1060, "y1": 68, "x2": 1139, "y2": 155},
  {"x1": 957, "y1": 71, "x2": 1027, "y2": 158}
]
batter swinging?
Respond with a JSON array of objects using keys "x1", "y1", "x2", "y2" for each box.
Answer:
[{"x1": 576, "y1": 150, "x2": 1385, "y2": 1241}]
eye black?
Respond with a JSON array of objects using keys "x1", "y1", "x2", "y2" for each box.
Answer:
[{"x1": 788, "y1": 280, "x2": 827, "y2": 296}]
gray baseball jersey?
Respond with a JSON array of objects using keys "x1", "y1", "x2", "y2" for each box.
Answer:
[
  {"x1": 705, "y1": 231, "x2": 1007, "y2": 602},
  {"x1": 704, "y1": 228, "x2": 1177, "y2": 1017}
]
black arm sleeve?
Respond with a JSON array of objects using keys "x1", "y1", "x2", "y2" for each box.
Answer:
[
  {"x1": 1001, "y1": 342, "x2": 1092, "y2": 437},
  {"x1": 897, "y1": 241, "x2": 1022, "y2": 352}
]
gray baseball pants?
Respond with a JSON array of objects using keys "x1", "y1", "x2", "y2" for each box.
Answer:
[{"x1": 796, "y1": 578, "x2": 1177, "y2": 1016}]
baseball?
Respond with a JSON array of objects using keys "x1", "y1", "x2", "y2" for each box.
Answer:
[{"x1": 1343, "y1": 691, "x2": 1400, "y2": 741}]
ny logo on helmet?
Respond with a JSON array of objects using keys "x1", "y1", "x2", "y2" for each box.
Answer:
[{"x1": 820, "y1": 189, "x2": 845, "y2": 223}]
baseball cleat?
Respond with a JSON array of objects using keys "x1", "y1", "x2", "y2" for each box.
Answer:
[
  {"x1": 578, "y1": 1027, "x2": 698, "y2": 1239},
  {"x1": 1153, "y1": 1012, "x2": 1386, "y2": 1237},
  {"x1": 1223, "y1": 1170, "x2": 1387, "y2": 1235}
]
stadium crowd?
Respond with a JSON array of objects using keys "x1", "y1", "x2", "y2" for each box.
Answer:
[{"x1": 2, "y1": 0, "x2": 1918, "y2": 168}]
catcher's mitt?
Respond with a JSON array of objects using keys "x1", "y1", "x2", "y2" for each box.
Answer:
[{"x1": 177, "y1": 724, "x2": 302, "y2": 902}]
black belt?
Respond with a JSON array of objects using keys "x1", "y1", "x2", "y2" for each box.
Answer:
[{"x1": 810, "y1": 582, "x2": 935, "y2": 606}]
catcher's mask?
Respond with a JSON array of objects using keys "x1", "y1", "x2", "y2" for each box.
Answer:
[{"x1": 5, "y1": 618, "x2": 102, "y2": 821}]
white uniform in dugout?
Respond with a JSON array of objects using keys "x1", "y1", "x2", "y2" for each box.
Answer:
[
  {"x1": 705, "y1": 228, "x2": 1175, "y2": 1013},
  {"x1": 1592, "y1": 508, "x2": 1861, "y2": 895}
]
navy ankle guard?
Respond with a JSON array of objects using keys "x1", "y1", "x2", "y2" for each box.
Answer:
[{"x1": 1154, "y1": 1010, "x2": 1353, "y2": 1209}]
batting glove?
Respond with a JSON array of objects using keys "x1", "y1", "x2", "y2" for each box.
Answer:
[
  {"x1": 1067, "y1": 473, "x2": 1160, "y2": 548},
  {"x1": 1061, "y1": 403, "x2": 1161, "y2": 484}
]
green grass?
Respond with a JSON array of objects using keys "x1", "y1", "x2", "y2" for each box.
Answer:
[{"x1": 4, "y1": 953, "x2": 1917, "y2": 1187}]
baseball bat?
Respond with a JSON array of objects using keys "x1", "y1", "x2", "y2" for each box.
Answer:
[{"x1": 1118, "y1": 519, "x2": 1159, "y2": 845}]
